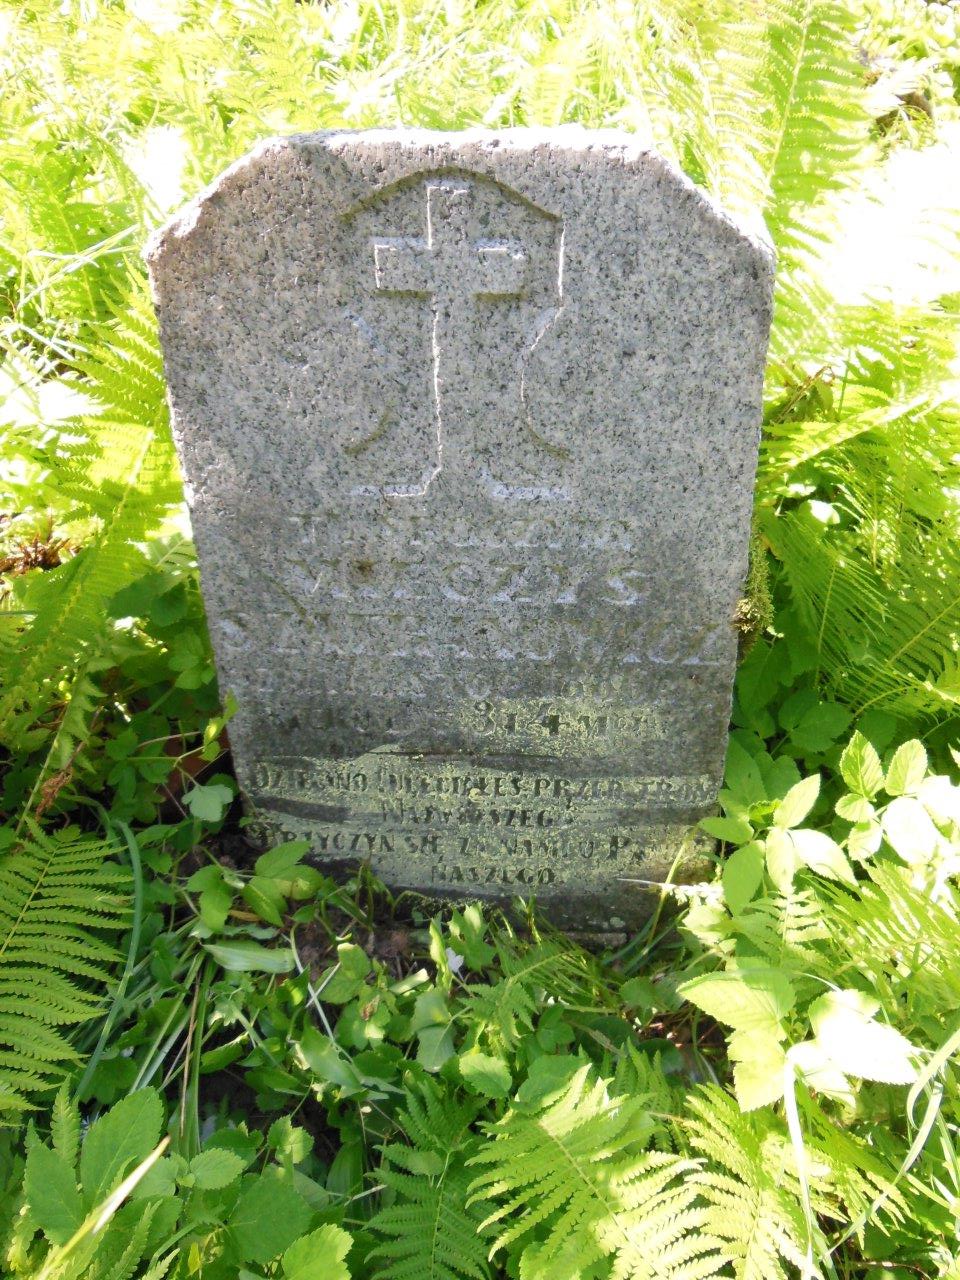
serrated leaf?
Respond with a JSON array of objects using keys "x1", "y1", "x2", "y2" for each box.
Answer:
[
  {"x1": 835, "y1": 793, "x2": 874, "y2": 822},
  {"x1": 183, "y1": 782, "x2": 234, "y2": 822},
  {"x1": 231, "y1": 1170, "x2": 312, "y2": 1264},
  {"x1": 789, "y1": 829, "x2": 856, "y2": 885},
  {"x1": 728, "y1": 1029, "x2": 786, "y2": 1111},
  {"x1": 808, "y1": 990, "x2": 917, "y2": 1085},
  {"x1": 242, "y1": 876, "x2": 286, "y2": 926},
  {"x1": 80, "y1": 1089, "x2": 163, "y2": 1208},
  {"x1": 882, "y1": 796, "x2": 941, "y2": 864},
  {"x1": 722, "y1": 842, "x2": 764, "y2": 915},
  {"x1": 764, "y1": 828, "x2": 799, "y2": 892},
  {"x1": 700, "y1": 815, "x2": 754, "y2": 843},
  {"x1": 282, "y1": 1224, "x2": 352, "y2": 1280},
  {"x1": 773, "y1": 773, "x2": 820, "y2": 829},
  {"x1": 885, "y1": 740, "x2": 928, "y2": 797},
  {"x1": 255, "y1": 841, "x2": 310, "y2": 877},
  {"x1": 25, "y1": 1143, "x2": 83, "y2": 1245},
  {"x1": 678, "y1": 969, "x2": 794, "y2": 1033},
  {"x1": 189, "y1": 1148, "x2": 244, "y2": 1190},
  {"x1": 840, "y1": 731, "x2": 884, "y2": 797},
  {"x1": 267, "y1": 1117, "x2": 312, "y2": 1165},
  {"x1": 459, "y1": 1051, "x2": 512, "y2": 1099},
  {"x1": 51, "y1": 1083, "x2": 80, "y2": 1168}
]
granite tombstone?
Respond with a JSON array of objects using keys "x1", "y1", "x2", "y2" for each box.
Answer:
[{"x1": 147, "y1": 128, "x2": 773, "y2": 930}]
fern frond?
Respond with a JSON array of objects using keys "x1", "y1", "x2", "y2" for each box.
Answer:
[
  {"x1": 465, "y1": 937, "x2": 609, "y2": 1052},
  {"x1": 0, "y1": 824, "x2": 130, "y2": 1112},
  {"x1": 684, "y1": 1086, "x2": 815, "y2": 1280},
  {"x1": 758, "y1": 1, "x2": 873, "y2": 370},
  {"x1": 765, "y1": 500, "x2": 960, "y2": 721},
  {"x1": 821, "y1": 861, "x2": 960, "y2": 1013},
  {"x1": 369, "y1": 1081, "x2": 489, "y2": 1280},
  {"x1": 0, "y1": 424, "x2": 157, "y2": 754},
  {"x1": 469, "y1": 1065, "x2": 722, "y2": 1280}
]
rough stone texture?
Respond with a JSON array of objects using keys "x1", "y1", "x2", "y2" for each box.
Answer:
[{"x1": 147, "y1": 128, "x2": 773, "y2": 930}]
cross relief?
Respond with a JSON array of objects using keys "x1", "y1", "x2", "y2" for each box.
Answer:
[
  {"x1": 372, "y1": 179, "x2": 530, "y2": 302},
  {"x1": 359, "y1": 177, "x2": 564, "y2": 500}
]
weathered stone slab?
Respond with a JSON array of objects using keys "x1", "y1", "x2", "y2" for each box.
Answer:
[{"x1": 147, "y1": 128, "x2": 773, "y2": 930}]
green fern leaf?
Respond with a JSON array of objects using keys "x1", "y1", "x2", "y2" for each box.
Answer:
[
  {"x1": 465, "y1": 937, "x2": 609, "y2": 1052},
  {"x1": 0, "y1": 824, "x2": 130, "y2": 1111},
  {"x1": 369, "y1": 1081, "x2": 490, "y2": 1280},
  {"x1": 469, "y1": 1065, "x2": 722, "y2": 1280}
]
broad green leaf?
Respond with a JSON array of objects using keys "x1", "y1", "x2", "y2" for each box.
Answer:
[
  {"x1": 230, "y1": 1170, "x2": 312, "y2": 1265},
  {"x1": 185, "y1": 865, "x2": 225, "y2": 892},
  {"x1": 773, "y1": 773, "x2": 820, "y2": 829},
  {"x1": 267, "y1": 1117, "x2": 312, "y2": 1165},
  {"x1": 764, "y1": 828, "x2": 799, "y2": 893},
  {"x1": 722, "y1": 842, "x2": 765, "y2": 914},
  {"x1": 199, "y1": 883, "x2": 233, "y2": 931},
  {"x1": 789, "y1": 829, "x2": 856, "y2": 885},
  {"x1": 242, "y1": 876, "x2": 286, "y2": 926},
  {"x1": 678, "y1": 969, "x2": 795, "y2": 1033},
  {"x1": 882, "y1": 796, "x2": 941, "y2": 864},
  {"x1": 807, "y1": 990, "x2": 917, "y2": 1085},
  {"x1": 337, "y1": 943, "x2": 372, "y2": 981},
  {"x1": 459, "y1": 1051, "x2": 512, "y2": 1099},
  {"x1": 24, "y1": 1143, "x2": 83, "y2": 1245},
  {"x1": 728, "y1": 1029, "x2": 786, "y2": 1111},
  {"x1": 778, "y1": 688, "x2": 819, "y2": 732},
  {"x1": 885, "y1": 740, "x2": 928, "y2": 797},
  {"x1": 840, "y1": 731, "x2": 884, "y2": 797},
  {"x1": 790, "y1": 701, "x2": 852, "y2": 752},
  {"x1": 255, "y1": 841, "x2": 310, "y2": 877},
  {"x1": 189, "y1": 1148, "x2": 244, "y2": 1190},
  {"x1": 517, "y1": 1055, "x2": 584, "y2": 1106},
  {"x1": 699, "y1": 815, "x2": 753, "y2": 843},
  {"x1": 204, "y1": 939, "x2": 294, "y2": 973},
  {"x1": 129, "y1": 1155, "x2": 178, "y2": 1200},
  {"x1": 417, "y1": 1024, "x2": 456, "y2": 1072},
  {"x1": 282, "y1": 1224, "x2": 352, "y2": 1280},
  {"x1": 724, "y1": 739, "x2": 766, "y2": 805},
  {"x1": 183, "y1": 782, "x2": 234, "y2": 822},
  {"x1": 299, "y1": 1027, "x2": 364, "y2": 1091},
  {"x1": 409, "y1": 988, "x2": 452, "y2": 1032},
  {"x1": 316, "y1": 944, "x2": 373, "y2": 1003},
  {"x1": 789, "y1": 1041, "x2": 854, "y2": 1105},
  {"x1": 80, "y1": 1089, "x2": 163, "y2": 1208},
  {"x1": 835, "y1": 793, "x2": 874, "y2": 823},
  {"x1": 760, "y1": 755, "x2": 802, "y2": 801},
  {"x1": 847, "y1": 819, "x2": 883, "y2": 861}
]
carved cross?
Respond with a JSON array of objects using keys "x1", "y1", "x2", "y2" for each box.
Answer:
[
  {"x1": 369, "y1": 179, "x2": 531, "y2": 497},
  {"x1": 373, "y1": 179, "x2": 529, "y2": 301}
]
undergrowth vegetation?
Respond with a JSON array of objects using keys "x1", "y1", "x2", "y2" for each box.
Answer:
[{"x1": 1, "y1": 0, "x2": 960, "y2": 1276}]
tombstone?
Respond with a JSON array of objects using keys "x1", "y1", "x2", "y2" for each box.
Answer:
[{"x1": 147, "y1": 128, "x2": 773, "y2": 931}]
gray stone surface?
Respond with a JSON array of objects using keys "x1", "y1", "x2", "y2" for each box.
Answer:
[{"x1": 147, "y1": 127, "x2": 773, "y2": 930}]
